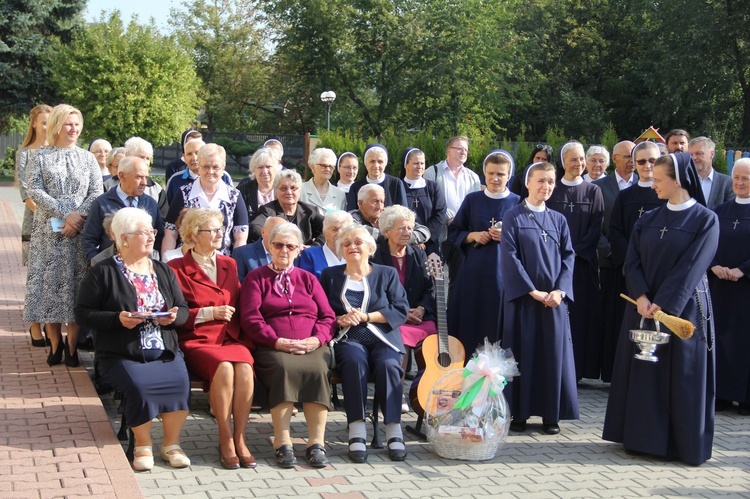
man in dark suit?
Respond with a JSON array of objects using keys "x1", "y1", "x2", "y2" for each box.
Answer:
[
  {"x1": 232, "y1": 216, "x2": 284, "y2": 282},
  {"x1": 593, "y1": 140, "x2": 636, "y2": 382},
  {"x1": 689, "y1": 136, "x2": 735, "y2": 209}
]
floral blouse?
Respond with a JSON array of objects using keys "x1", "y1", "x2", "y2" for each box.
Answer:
[{"x1": 114, "y1": 255, "x2": 166, "y2": 351}]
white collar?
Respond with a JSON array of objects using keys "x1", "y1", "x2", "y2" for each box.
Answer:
[
  {"x1": 561, "y1": 177, "x2": 583, "y2": 186},
  {"x1": 404, "y1": 177, "x2": 427, "y2": 189},
  {"x1": 735, "y1": 196, "x2": 750, "y2": 205},
  {"x1": 638, "y1": 180, "x2": 653, "y2": 187},
  {"x1": 366, "y1": 174, "x2": 385, "y2": 184},
  {"x1": 188, "y1": 179, "x2": 231, "y2": 205},
  {"x1": 484, "y1": 188, "x2": 510, "y2": 199},
  {"x1": 525, "y1": 199, "x2": 546, "y2": 212},
  {"x1": 667, "y1": 198, "x2": 697, "y2": 211},
  {"x1": 615, "y1": 170, "x2": 635, "y2": 185},
  {"x1": 322, "y1": 244, "x2": 345, "y2": 266}
]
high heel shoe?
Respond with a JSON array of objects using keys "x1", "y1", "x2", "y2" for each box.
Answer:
[
  {"x1": 64, "y1": 339, "x2": 80, "y2": 367},
  {"x1": 47, "y1": 342, "x2": 64, "y2": 366},
  {"x1": 28, "y1": 327, "x2": 46, "y2": 347}
]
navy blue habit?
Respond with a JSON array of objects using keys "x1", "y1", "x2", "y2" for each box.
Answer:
[
  {"x1": 500, "y1": 201, "x2": 578, "y2": 423},
  {"x1": 602, "y1": 200, "x2": 719, "y2": 466},
  {"x1": 446, "y1": 189, "x2": 519, "y2": 353},
  {"x1": 547, "y1": 180, "x2": 604, "y2": 380},
  {"x1": 708, "y1": 199, "x2": 750, "y2": 407},
  {"x1": 403, "y1": 178, "x2": 447, "y2": 257}
]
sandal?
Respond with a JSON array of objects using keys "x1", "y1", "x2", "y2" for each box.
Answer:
[
  {"x1": 274, "y1": 444, "x2": 297, "y2": 468},
  {"x1": 160, "y1": 444, "x2": 191, "y2": 468},
  {"x1": 133, "y1": 445, "x2": 154, "y2": 471},
  {"x1": 305, "y1": 444, "x2": 328, "y2": 468}
]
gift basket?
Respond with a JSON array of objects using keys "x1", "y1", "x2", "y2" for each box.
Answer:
[{"x1": 425, "y1": 340, "x2": 519, "y2": 461}]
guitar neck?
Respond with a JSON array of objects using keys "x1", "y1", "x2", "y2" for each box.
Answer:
[{"x1": 434, "y1": 276, "x2": 450, "y2": 354}]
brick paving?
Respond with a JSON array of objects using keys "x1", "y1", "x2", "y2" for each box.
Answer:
[{"x1": 1, "y1": 186, "x2": 749, "y2": 498}]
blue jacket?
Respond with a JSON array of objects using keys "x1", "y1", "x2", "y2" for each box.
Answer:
[
  {"x1": 83, "y1": 188, "x2": 164, "y2": 263},
  {"x1": 297, "y1": 246, "x2": 329, "y2": 279},
  {"x1": 231, "y1": 238, "x2": 269, "y2": 283}
]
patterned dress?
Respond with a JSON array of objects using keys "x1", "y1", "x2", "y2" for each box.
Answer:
[
  {"x1": 23, "y1": 146, "x2": 103, "y2": 323},
  {"x1": 15, "y1": 147, "x2": 37, "y2": 265}
]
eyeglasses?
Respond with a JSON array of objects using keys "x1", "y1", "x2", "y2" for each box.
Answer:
[
  {"x1": 128, "y1": 229, "x2": 157, "y2": 238},
  {"x1": 200, "y1": 165, "x2": 224, "y2": 172},
  {"x1": 198, "y1": 228, "x2": 225, "y2": 236},
  {"x1": 278, "y1": 185, "x2": 299, "y2": 192},
  {"x1": 341, "y1": 238, "x2": 366, "y2": 247},
  {"x1": 395, "y1": 226, "x2": 414, "y2": 233},
  {"x1": 317, "y1": 164, "x2": 335, "y2": 169},
  {"x1": 271, "y1": 241, "x2": 299, "y2": 251},
  {"x1": 339, "y1": 165, "x2": 358, "y2": 171},
  {"x1": 636, "y1": 158, "x2": 658, "y2": 166},
  {"x1": 449, "y1": 146, "x2": 468, "y2": 153}
]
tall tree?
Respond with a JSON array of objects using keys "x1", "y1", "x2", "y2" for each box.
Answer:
[
  {"x1": 171, "y1": 0, "x2": 271, "y2": 132},
  {"x1": 0, "y1": 0, "x2": 85, "y2": 131},
  {"x1": 48, "y1": 12, "x2": 202, "y2": 146}
]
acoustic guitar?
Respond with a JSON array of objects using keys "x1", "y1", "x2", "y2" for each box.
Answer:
[{"x1": 409, "y1": 254, "x2": 466, "y2": 418}]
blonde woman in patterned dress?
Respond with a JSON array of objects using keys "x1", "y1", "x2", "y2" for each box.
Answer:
[
  {"x1": 15, "y1": 104, "x2": 51, "y2": 347},
  {"x1": 24, "y1": 104, "x2": 103, "y2": 367}
]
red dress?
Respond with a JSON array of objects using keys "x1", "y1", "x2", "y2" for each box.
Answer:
[{"x1": 168, "y1": 252, "x2": 253, "y2": 386}]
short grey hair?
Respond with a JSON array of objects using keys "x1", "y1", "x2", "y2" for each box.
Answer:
[
  {"x1": 111, "y1": 207, "x2": 153, "y2": 251},
  {"x1": 107, "y1": 147, "x2": 126, "y2": 168},
  {"x1": 198, "y1": 143, "x2": 226, "y2": 165},
  {"x1": 269, "y1": 221, "x2": 304, "y2": 248},
  {"x1": 323, "y1": 210, "x2": 354, "y2": 232},
  {"x1": 357, "y1": 183, "x2": 385, "y2": 202},
  {"x1": 689, "y1": 136, "x2": 716, "y2": 152},
  {"x1": 124, "y1": 136, "x2": 154, "y2": 158},
  {"x1": 90, "y1": 139, "x2": 112, "y2": 152},
  {"x1": 273, "y1": 168, "x2": 302, "y2": 189},
  {"x1": 308, "y1": 147, "x2": 337, "y2": 167},
  {"x1": 336, "y1": 224, "x2": 377, "y2": 256},
  {"x1": 248, "y1": 147, "x2": 281, "y2": 176},
  {"x1": 378, "y1": 205, "x2": 415, "y2": 233},
  {"x1": 586, "y1": 145, "x2": 610, "y2": 165},
  {"x1": 117, "y1": 156, "x2": 147, "y2": 176}
]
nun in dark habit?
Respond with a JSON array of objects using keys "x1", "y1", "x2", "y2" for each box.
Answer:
[
  {"x1": 446, "y1": 150, "x2": 520, "y2": 352},
  {"x1": 709, "y1": 157, "x2": 750, "y2": 415},
  {"x1": 603, "y1": 141, "x2": 666, "y2": 381},
  {"x1": 345, "y1": 143, "x2": 408, "y2": 211},
  {"x1": 602, "y1": 152, "x2": 719, "y2": 466},
  {"x1": 547, "y1": 141, "x2": 605, "y2": 381},
  {"x1": 400, "y1": 147, "x2": 447, "y2": 257},
  {"x1": 501, "y1": 161, "x2": 577, "y2": 435}
]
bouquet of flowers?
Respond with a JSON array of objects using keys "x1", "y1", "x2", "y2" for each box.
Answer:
[{"x1": 425, "y1": 339, "x2": 519, "y2": 460}]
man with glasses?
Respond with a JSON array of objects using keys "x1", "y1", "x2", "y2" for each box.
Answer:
[
  {"x1": 423, "y1": 136, "x2": 480, "y2": 289},
  {"x1": 689, "y1": 136, "x2": 734, "y2": 209},
  {"x1": 301, "y1": 148, "x2": 347, "y2": 213}
]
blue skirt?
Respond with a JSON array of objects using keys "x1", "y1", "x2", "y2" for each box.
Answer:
[{"x1": 101, "y1": 351, "x2": 191, "y2": 428}]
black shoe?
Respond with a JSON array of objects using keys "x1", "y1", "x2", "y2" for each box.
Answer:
[
  {"x1": 64, "y1": 339, "x2": 80, "y2": 367},
  {"x1": 542, "y1": 421, "x2": 560, "y2": 435},
  {"x1": 47, "y1": 342, "x2": 64, "y2": 366},
  {"x1": 387, "y1": 437, "x2": 407, "y2": 461},
  {"x1": 347, "y1": 437, "x2": 367, "y2": 463},
  {"x1": 29, "y1": 327, "x2": 46, "y2": 347},
  {"x1": 510, "y1": 419, "x2": 527, "y2": 432},
  {"x1": 274, "y1": 444, "x2": 296, "y2": 468},
  {"x1": 305, "y1": 444, "x2": 328, "y2": 468}
]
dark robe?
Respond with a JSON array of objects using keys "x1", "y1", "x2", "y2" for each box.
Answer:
[
  {"x1": 403, "y1": 178, "x2": 447, "y2": 257},
  {"x1": 500, "y1": 202, "x2": 578, "y2": 422},
  {"x1": 547, "y1": 180, "x2": 605, "y2": 380},
  {"x1": 346, "y1": 174, "x2": 408, "y2": 211},
  {"x1": 708, "y1": 200, "x2": 750, "y2": 405},
  {"x1": 446, "y1": 190, "x2": 520, "y2": 353},
  {"x1": 602, "y1": 201, "x2": 719, "y2": 466},
  {"x1": 601, "y1": 183, "x2": 666, "y2": 381}
]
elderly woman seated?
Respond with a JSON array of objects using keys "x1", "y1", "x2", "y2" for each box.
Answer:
[
  {"x1": 74, "y1": 208, "x2": 191, "y2": 472},
  {"x1": 320, "y1": 225, "x2": 410, "y2": 463},
  {"x1": 237, "y1": 147, "x2": 281, "y2": 223},
  {"x1": 371, "y1": 205, "x2": 437, "y2": 409},
  {"x1": 168, "y1": 208, "x2": 256, "y2": 470},
  {"x1": 240, "y1": 222, "x2": 336, "y2": 469},
  {"x1": 297, "y1": 210, "x2": 353, "y2": 278},
  {"x1": 250, "y1": 169, "x2": 324, "y2": 246}
]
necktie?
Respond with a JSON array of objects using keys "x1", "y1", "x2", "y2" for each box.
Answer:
[{"x1": 126, "y1": 196, "x2": 136, "y2": 207}]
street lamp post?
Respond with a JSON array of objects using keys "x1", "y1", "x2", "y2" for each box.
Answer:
[{"x1": 320, "y1": 91, "x2": 336, "y2": 131}]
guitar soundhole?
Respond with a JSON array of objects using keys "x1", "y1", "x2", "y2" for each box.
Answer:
[{"x1": 437, "y1": 352, "x2": 453, "y2": 368}]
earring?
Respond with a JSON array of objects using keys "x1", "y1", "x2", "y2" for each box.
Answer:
[{"x1": 124, "y1": 242, "x2": 129, "y2": 248}]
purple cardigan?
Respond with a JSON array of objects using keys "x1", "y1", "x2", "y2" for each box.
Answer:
[{"x1": 239, "y1": 265, "x2": 336, "y2": 349}]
